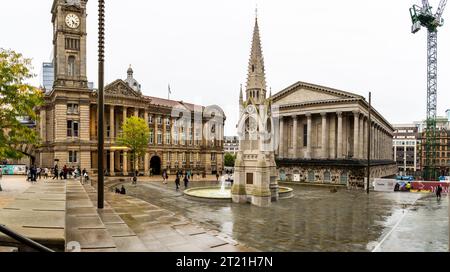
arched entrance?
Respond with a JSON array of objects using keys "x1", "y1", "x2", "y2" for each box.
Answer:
[{"x1": 150, "y1": 155, "x2": 161, "y2": 175}]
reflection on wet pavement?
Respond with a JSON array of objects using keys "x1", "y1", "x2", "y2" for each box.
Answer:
[{"x1": 123, "y1": 180, "x2": 448, "y2": 252}]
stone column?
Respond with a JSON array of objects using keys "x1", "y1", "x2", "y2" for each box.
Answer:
[
  {"x1": 376, "y1": 127, "x2": 379, "y2": 160},
  {"x1": 363, "y1": 118, "x2": 368, "y2": 159},
  {"x1": 110, "y1": 105, "x2": 115, "y2": 139},
  {"x1": 306, "y1": 113, "x2": 312, "y2": 159},
  {"x1": 123, "y1": 107, "x2": 127, "y2": 128},
  {"x1": 279, "y1": 117, "x2": 284, "y2": 158},
  {"x1": 321, "y1": 113, "x2": 328, "y2": 159},
  {"x1": 123, "y1": 151, "x2": 128, "y2": 175},
  {"x1": 170, "y1": 118, "x2": 174, "y2": 145},
  {"x1": 373, "y1": 125, "x2": 376, "y2": 160},
  {"x1": 353, "y1": 111, "x2": 360, "y2": 159},
  {"x1": 110, "y1": 151, "x2": 115, "y2": 176},
  {"x1": 40, "y1": 109, "x2": 46, "y2": 142},
  {"x1": 154, "y1": 115, "x2": 158, "y2": 145},
  {"x1": 394, "y1": 140, "x2": 397, "y2": 162},
  {"x1": 337, "y1": 112, "x2": 343, "y2": 159},
  {"x1": 292, "y1": 115, "x2": 298, "y2": 158},
  {"x1": 144, "y1": 152, "x2": 150, "y2": 176},
  {"x1": 163, "y1": 116, "x2": 167, "y2": 146},
  {"x1": 144, "y1": 110, "x2": 149, "y2": 127},
  {"x1": 134, "y1": 108, "x2": 139, "y2": 117},
  {"x1": 359, "y1": 116, "x2": 364, "y2": 159}
]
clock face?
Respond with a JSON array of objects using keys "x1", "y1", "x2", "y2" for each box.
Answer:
[{"x1": 65, "y1": 13, "x2": 80, "y2": 29}]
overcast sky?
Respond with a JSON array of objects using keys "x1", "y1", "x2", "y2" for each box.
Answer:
[{"x1": 2, "y1": 0, "x2": 450, "y2": 135}]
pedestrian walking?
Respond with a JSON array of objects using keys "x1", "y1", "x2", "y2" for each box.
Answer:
[
  {"x1": 63, "y1": 165, "x2": 68, "y2": 180},
  {"x1": 53, "y1": 166, "x2": 59, "y2": 180},
  {"x1": 216, "y1": 172, "x2": 220, "y2": 181},
  {"x1": 44, "y1": 168, "x2": 49, "y2": 179},
  {"x1": 175, "y1": 175, "x2": 180, "y2": 191},
  {"x1": 83, "y1": 171, "x2": 89, "y2": 185},
  {"x1": 37, "y1": 167, "x2": 41, "y2": 180},
  {"x1": 436, "y1": 184, "x2": 443, "y2": 200},
  {"x1": 184, "y1": 174, "x2": 189, "y2": 188},
  {"x1": 162, "y1": 170, "x2": 167, "y2": 184}
]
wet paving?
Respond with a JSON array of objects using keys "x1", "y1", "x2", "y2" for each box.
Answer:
[{"x1": 122, "y1": 180, "x2": 448, "y2": 252}]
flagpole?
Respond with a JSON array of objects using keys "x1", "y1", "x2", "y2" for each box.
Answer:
[{"x1": 168, "y1": 84, "x2": 171, "y2": 100}]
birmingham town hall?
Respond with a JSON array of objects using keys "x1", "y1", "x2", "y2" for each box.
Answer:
[
  {"x1": 237, "y1": 14, "x2": 397, "y2": 187},
  {"x1": 34, "y1": 0, "x2": 225, "y2": 176}
]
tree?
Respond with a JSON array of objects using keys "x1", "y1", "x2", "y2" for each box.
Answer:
[
  {"x1": 224, "y1": 153, "x2": 236, "y2": 167},
  {"x1": 116, "y1": 116, "x2": 150, "y2": 180},
  {"x1": 0, "y1": 49, "x2": 43, "y2": 161}
]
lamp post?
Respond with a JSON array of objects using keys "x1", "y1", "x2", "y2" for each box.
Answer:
[{"x1": 97, "y1": 0, "x2": 105, "y2": 209}]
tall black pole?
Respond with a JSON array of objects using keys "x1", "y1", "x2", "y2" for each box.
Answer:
[
  {"x1": 367, "y1": 92, "x2": 371, "y2": 194},
  {"x1": 97, "y1": 0, "x2": 105, "y2": 209}
]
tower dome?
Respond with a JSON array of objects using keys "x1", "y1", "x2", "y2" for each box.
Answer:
[{"x1": 124, "y1": 65, "x2": 141, "y2": 94}]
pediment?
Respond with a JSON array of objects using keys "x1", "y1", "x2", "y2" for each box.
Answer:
[
  {"x1": 105, "y1": 80, "x2": 141, "y2": 98},
  {"x1": 272, "y1": 81, "x2": 362, "y2": 106}
]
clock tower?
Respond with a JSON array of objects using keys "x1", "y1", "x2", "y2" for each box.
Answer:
[
  {"x1": 51, "y1": 0, "x2": 88, "y2": 89},
  {"x1": 232, "y1": 15, "x2": 279, "y2": 207},
  {"x1": 35, "y1": 0, "x2": 92, "y2": 173}
]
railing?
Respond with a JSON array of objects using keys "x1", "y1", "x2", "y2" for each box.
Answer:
[{"x1": 0, "y1": 224, "x2": 54, "y2": 252}]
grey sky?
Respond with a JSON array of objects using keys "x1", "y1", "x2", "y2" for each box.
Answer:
[{"x1": 2, "y1": 0, "x2": 450, "y2": 135}]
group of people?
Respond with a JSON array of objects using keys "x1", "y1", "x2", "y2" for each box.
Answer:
[
  {"x1": 50, "y1": 165, "x2": 89, "y2": 183},
  {"x1": 174, "y1": 170, "x2": 190, "y2": 191},
  {"x1": 22, "y1": 164, "x2": 90, "y2": 185},
  {"x1": 25, "y1": 165, "x2": 49, "y2": 182},
  {"x1": 114, "y1": 185, "x2": 126, "y2": 195}
]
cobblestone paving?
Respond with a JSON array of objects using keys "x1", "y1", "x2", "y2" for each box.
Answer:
[{"x1": 119, "y1": 179, "x2": 448, "y2": 252}]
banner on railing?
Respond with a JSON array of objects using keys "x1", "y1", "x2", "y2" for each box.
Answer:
[
  {"x1": 0, "y1": 165, "x2": 27, "y2": 175},
  {"x1": 411, "y1": 181, "x2": 450, "y2": 193}
]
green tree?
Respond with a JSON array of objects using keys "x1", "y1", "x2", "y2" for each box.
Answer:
[
  {"x1": 116, "y1": 116, "x2": 150, "y2": 180},
  {"x1": 0, "y1": 49, "x2": 43, "y2": 161},
  {"x1": 224, "y1": 152, "x2": 236, "y2": 167}
]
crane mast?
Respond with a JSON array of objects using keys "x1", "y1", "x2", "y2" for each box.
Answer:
[{"x1": 410, "y1": 0, "x2": 447, "y2": 181}]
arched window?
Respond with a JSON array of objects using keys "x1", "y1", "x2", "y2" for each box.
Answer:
[
  {"x1": 308, "y1": 170, "x2": 315, "y2": 182},
  {"x1": 68, "y1": 56, "x2": 76, "y2": 77},
  {"x1": 340, "y1": 171, "x2": 348, "y2": 184},
  {"x1": 324, "y1": 170, "x2": 331, "y2": 183},
  {"x1": 252, "y1": 65, "x2": 255, "y2": 72}
]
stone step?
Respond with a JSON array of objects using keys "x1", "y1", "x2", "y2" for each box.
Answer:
[
  {"x1": 65, "y1": 180, "x2": 117, "y2": 252},
  {"x1": 83, "y1": 184, "x2": 148, "y2": 252},
  {"x1": 0, "y1": 246, "x2": 18, "y2": 252}
]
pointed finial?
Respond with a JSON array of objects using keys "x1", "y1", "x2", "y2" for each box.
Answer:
[
  {"x1": 269, "y1": 87, "x2": 272, "y2": 97},
  {"x1": 255, "y1": 2, "x2": 258, "y2": 21}
]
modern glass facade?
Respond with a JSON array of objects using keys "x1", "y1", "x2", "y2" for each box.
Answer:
[{"x1": 42, "y1": 62, "x2": 54, "y2": 91}]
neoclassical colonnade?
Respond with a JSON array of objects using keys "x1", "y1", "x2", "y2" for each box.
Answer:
[
  {"x1": 89, "y1": 104, "x2": 224, "y2": 176},
  {"x1": 277, "y1": 111, "x2": 393, "y2": 160}
]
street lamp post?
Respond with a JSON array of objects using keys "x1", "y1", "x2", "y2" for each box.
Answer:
[{"x1": 97, "y1": 0, "x2": 105, "y2": 209}]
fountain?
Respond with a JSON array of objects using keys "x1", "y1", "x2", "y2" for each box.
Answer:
[{"x1": 183, "y1": 175, "x2": 293, "y2": 202}]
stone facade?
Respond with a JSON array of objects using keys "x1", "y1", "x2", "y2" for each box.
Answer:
[
  {"x1": 273, "y1": 82, "x2": 397, "y2": 185},
  {"x1": 233, "y1": 14, "x2": 396, "y2": 191},
  {"x1": 34, "y1": 0, "x2": 225, "y2": 176}
]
